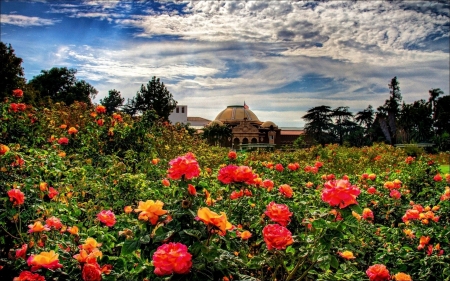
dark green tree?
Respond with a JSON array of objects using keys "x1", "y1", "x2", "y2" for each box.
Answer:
[
  {"x1": 100, "y1": 89, "x2": 124, "y2": 113},
  {"x1": 429, "y1": 88, "x2": 444, "y2": 129},
  {"x1": 127, "y1": 76, "x2": 177, "y2": 120},
  {"x1": 434, "y1": 95, "x2": 450, "y2": 135},
  {"x1": 331, "y1": 106, "x2": 353, "y2": 145},
  {"x1": 28, "y1": 67, "x2": 97, "y2": 105},
  {"x1": 398, "y1": 100, "x2": 433, "y2": 143},
  {"x1": 377, "y1": 77, "x2": 402, "y2": 145},
  {"x1": 202, "y1": 123, "x2": 232, "y2": 147},
  {"x1": 302, "y1": 105, "x2": 334, "y2": 146},
  {"x1": 0, "y1": 42, "x2": 26, "y2": 101},
  {"x1": 355, "y1": 105, "x2": 374, "y2": 130}
]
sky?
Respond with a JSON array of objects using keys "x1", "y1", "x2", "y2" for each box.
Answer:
[{"x1": 1, "y1": 0, "x2": 449, "y2": 127}]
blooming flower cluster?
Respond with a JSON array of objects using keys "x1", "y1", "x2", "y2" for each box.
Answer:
[
  {"x1": 197, "y1": 207, "x2": 233, "y2": 236},
  {"x1": 167, "y1": 152, "x2": 201, "y2": 180},
  {"x1": 264, "y1": 202, "x2": 292, "y2": 226},
  {"x1": 217, "y1": 165, "x2": 257, "y2": 185},
  {"x1": 321, "y1": 179, "x2": 361, "y2": 209},
  {"x1": 134, "y1": 200, "x2": 168, "y2": 225},
  {"x1": 152, "y1": 242, "x2": 192, "y2": 276},
  {"x1": 402, "y1": 204, "x2": 439, "y2": 224}
]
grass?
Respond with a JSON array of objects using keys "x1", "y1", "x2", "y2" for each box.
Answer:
[{"x1": 439, "y1": 164, "x2": 449, "y2": 174}]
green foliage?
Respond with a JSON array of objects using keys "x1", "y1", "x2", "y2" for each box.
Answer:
[
  {"x1": 0, "y1": 42, "x2": 26, "y2": 101},
  {"x1": 1, "y1": 92, "x2": 450, "y2": 281},
  {"x1": 28, "y1": 67, "x2": 97, "y2": 106},
  {"x1": 100, "y1": 89, "x2": 124, "y2": 114},
  {"x1": 124, "y1": 76, "x2": 177, "y2": 120}
]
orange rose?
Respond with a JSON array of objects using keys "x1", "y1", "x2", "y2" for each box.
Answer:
[
  {"x1": 134, "y1": 200, "x2": 168, "y2": 225},
  {"x1": 67, "y1": 226, "x2": 79, "y2": 235},
  {"x1": 338, "y1": 251, "x2": 356, "y2": 260},
  {"x1": 13, "y1": 271, "x2": 45, "y2": 281},
  {"x1": 239, "y1": 230, "x2": 252, "y2": 240},
  {"x1": 279, "y1": 184, "x2": 293, "y2": 198},
  {"x1": 68, "y1": 127, "x2": 78, "y2": 134},
  {"x1": 27, "y1": 250, "x2": 63, "y2": 271},
  {"x1": 362, "y1": 208, "x2": 374, "y2": 221},
  {"x1": 28, "y1": 221, "x2": 50, "y2": 233},
  {"x1": 228, "y1": 151, "x2": 237, "y2": 160},
  {"x1": 95, "y1": 105, "x2": 106, "y2": 114},
  {"x1": 392, "y1": 272, "x2": 412, "y2": 281},
  {"x1": 81, "y1": 238, "x2": 101, "y2": 253},
  {"x1": 0, "y1": 144, "x2": 10, "y2": 155},
  {"x1": 124, "y1": 206, "x2": 132, "y2": 214},
  {"x1": 197, "y1": 207, "x2": 233, "y2": 236}
]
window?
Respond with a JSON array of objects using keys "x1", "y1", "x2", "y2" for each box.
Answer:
[
  {"x1": 176, "y1": 107, "x2": 179, "y2": 113},
  {"x1": 182, "y1": 107, "x2": 185, "y2": 113}
]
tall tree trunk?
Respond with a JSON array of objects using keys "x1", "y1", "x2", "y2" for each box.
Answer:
[
  {"x1": 387, "y1": 111, "x2": 396, "y2": 145},
  {"x1": 378, "y1": 116, "x2": 392, "y2": 144}
]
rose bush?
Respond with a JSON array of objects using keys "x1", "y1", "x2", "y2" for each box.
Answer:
[{"x1": 0, "y1": 92, "x2": 449, "y2": 280}]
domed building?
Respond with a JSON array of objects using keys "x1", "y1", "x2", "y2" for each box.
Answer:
[{"x1": 210, "y1": 105, "x2": 282, "y2": 148}]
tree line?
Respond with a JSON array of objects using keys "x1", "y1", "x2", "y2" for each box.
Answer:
[
  {"x1": 0, "y1": 42, "x2": 177, "y2": 121},
  {"x1": 301, "y1": 77, "x2": 450, "y2": 150}
]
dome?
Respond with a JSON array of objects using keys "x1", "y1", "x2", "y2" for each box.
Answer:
[
  {"x1": 207, "y1": 120, "x2": 224, "y2": 127},
  {"x1": 261, "y1": 121, "x2": 278, "y2": 128},
  {"x1": 215, "y1": 105, "x2": 261, "y2": 123}
]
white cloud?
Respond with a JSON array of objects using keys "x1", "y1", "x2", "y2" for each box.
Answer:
[{"x1": 0, "y1": 14, "x2": 58, "y2": 26}]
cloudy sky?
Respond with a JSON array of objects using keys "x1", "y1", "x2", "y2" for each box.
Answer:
[{"x1": 1, "y1": 0, "x2": 449, "y2": 127}]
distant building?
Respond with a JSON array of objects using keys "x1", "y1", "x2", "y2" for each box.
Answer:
[
  {"x1": 209, "y1": 105, "x2": 303, "y2": 147},
  {"x1": 168, "y1": 105, "x2": 211, "y2": 128},
  {"x1": 169, "y1": 105, "x2": 188, "y2": 124},
  {"x1": 169, "y1": 104, "x2": 303, "y2": 147}
]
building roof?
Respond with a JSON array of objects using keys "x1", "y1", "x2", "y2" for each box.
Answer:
[
  {"x1": 215, "y1": 105, "x2": 262, "y2": 124},
  {"x1": 187, "y1": 117, "x2": 211, "y2": 122},
  {"x1": 261, "y1": 121, "x2": 278, "y2": 128},
  {"x1": 280, "y1": 130, "x2": 304, "y2": 136}
]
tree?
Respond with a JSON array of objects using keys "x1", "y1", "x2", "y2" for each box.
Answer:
[
  {"x1": 377, "y1": 77, "x2": 402, "y2": 145},
  {"x1": 355, "y1": 105, "x2": 374, "y2": 129},
  {"x1": 126, "y1": 76, "x2": 177, "y2": 120},
  {"x1": 202, "y1": 123, "x2": 232, "y2": 147},
  {"x1": 331, "y1": 106, "x2": 353, "y2": 145},
  {"x1": 434, "y1": 95, "x2": 450, "y2": 135},
  {"x1": 398, "y1": 100, "x2": 433, "y2": 143},
  {"x1": 100, "y1": 89, "x2": 124, "y2": 113},
  {"x1": 302, "y1": 105, "x2": 334, "y2": 146},
  {"x1": 0, "y1": 42, "x2": 26, "y2": 101},
  {"x1": 28, "y1": 67, "x2": 97, "y2": 105},
  {"x1": 429, "y1": 88, "x2": 444, "y2": 129}
]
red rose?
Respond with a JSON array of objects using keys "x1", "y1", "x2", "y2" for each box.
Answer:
[
  {"x1": 366, "y1": 264, "x2": 390, "y2": 281},
  {"x1": 167, "y1": 152, "x2": 200, "y2": 180},
  {"x1": 265, "y1": 202, "x2": 292, "y2": 226},
  {"x1": 262, "y1": 224, "x2": 294, "y2": 250},
  {"x1": 82, "y1": 262, "x2": 102, "y2": 281},
  {"x1": 152, "y1": 242, "x2": 192, "y2": 276},
  {"x1": 321, "y1": 179, "x2": 361, "y2": 209}
]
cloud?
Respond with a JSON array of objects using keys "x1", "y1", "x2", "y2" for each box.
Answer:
[{"x1": 0, "y1": 14, "x2": 58, "y2": 27}]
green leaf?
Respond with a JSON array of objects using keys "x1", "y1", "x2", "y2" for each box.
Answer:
[
  {"x1": 312, "y1": 218, "x2": 328, "y2": 229},
  {"x1": 183, "y1": 229, "x2": 202, "y2": 240},
  {"x1": 121, "y1": 239, "x2": 140, "y2": 256},
  {"x1": 330, "y1": 255, "x2": 339, "y2": 269}
]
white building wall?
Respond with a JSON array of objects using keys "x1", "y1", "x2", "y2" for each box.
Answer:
[{"x1": 169, "y1": 105, "x2": 188, "y2": 124}]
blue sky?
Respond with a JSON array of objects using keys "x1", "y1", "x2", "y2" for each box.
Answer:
[{"x1": 1, "y1": 0, "x2": 449, "y2": 127}]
